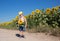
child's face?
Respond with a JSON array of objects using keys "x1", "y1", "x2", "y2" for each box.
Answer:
[{"x1": 19, "y1": 14, "x2": 23, "y2": 17}]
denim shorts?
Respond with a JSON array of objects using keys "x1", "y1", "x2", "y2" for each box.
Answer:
[{"x1": 19, "y1": 25, "x2": 26, "y2": 31}]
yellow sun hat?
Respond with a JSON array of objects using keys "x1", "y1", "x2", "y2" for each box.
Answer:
[{"x1": 18, "y1": 11, "x2": 23, "y2": 15}]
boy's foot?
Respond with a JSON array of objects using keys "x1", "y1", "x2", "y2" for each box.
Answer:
[
  {"x1": 21, "y1": 35, "x2": 25, "y2": 38},
  {"x1": 16, "y1": 34, "x2": 20, "y2": 37}
]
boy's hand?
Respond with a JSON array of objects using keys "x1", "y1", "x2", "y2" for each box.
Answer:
[
  {"x1": 16, "y1": 22, "x2": 18, "y2": 24},
  {"x1": 25, "y1": 25, "x2": 28, "y2": 28}
]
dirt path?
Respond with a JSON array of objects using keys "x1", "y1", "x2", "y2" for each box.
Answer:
[{"x1": 0, "y1": 29, "x2": 60, "y2": 41}]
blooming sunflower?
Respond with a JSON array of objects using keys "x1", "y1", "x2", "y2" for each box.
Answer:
[
  {"x1": 52, "y1": 8, "x2": 55, "y2": 11},
  {"x1": 54, "y1": 6, "x2": 59, "y2": 11},
  {"x1": 46, "y1": 8, "x2": 51, "y2": 14},
  {"x1": 18, "y1": 20, "x2": 23, "y2": 25},
  {"x1": 32, "y1": 11, "x2": 35, "y2": 15},
  {"x1": 24, "y1": 16, "x2": 27, "y2": 18},
  {"x1": 16, "y1": 16, "x2": 18, "y2": 19},
  {"x1": 35, "y1": 9, "x2": 41, "y2": 13},
  {"x1": 29, "y1": 15, "x2": 33, "y2": 18}
]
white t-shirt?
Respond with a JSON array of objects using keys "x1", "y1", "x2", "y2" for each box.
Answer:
[{"x1": 19, "y1": 15, "x2": 26, "y2": 23}]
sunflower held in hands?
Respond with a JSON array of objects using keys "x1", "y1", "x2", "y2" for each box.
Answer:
[{"x1": 18, "y1": 20, "x2": 23, "y2": 25}]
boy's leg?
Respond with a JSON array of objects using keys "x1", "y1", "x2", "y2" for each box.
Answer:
[
  {"x1": 20, "y1": 31, "x2": 24, "y2": 36},
  {"x1": 19, "y1": 26, "x2": 25, "y2": 38},
  {"x1": 20, "y1": 31, "x2": 25, "y2": 38}
]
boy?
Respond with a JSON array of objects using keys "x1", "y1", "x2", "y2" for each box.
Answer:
[{"x1": 18, "y1": 11, "x2": 27, "y2": 38}]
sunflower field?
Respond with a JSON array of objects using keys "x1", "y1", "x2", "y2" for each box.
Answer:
[
  {"x1": 0, "y1": 6, "x2": 60, "y2": 36},
  {"x1": 26, "y1": 6, "x2": 60, "y2": 36}
]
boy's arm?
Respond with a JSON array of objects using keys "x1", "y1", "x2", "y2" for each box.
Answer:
[{"x1": 24, "y1": 18, "x2": 27, "y2": 28}]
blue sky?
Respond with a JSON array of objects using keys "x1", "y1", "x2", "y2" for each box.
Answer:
[{"x1": 0, "y1": 0, "x2": 60, "y2": 23}]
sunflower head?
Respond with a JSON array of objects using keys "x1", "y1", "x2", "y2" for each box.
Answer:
[
  {"x1": 18, "y1": 20, "x2": 23, "y2": 25},
  {"x1": 35, "y1": 9, "x2": 41, "y2": 13},
  {"x1": 32, "y1": 11, "x2": 35, "y2": 15},
  {"x1": 46, "y1": 8, "x2": 51, "y2": 14},
  {"x1": 16, "y1": 16, "x2": 18, "y2": 19}
]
